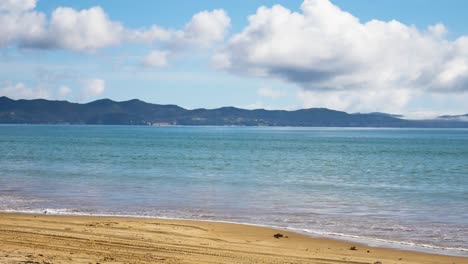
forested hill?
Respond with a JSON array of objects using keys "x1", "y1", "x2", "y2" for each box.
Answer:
[{"x1": 1, "y1": 96, "x2": 467, "y2": 128}]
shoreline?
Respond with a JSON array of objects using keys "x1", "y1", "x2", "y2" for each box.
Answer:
[
  {"x1": 0, "y1": 213, "x2": 466, "y2": 264},
  {"x1": 2, "y1": 209, "x2": 467, "y2": 257}
]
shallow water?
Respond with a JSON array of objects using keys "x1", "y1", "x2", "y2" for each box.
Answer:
[{"x1": 0, "y1": 125, "x2": 467, "y2": 256}]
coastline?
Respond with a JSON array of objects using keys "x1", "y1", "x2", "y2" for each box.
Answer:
[
  {"x1": 0, "y1": 213, "x2": 466, "y2": 264},
  {"x1": 2, "y1": 209, "x2": 467, "y2": 257}
]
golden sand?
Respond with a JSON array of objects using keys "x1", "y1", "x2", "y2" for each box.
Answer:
[{"x1": 0, "y1": 213, "x2": 466, "y2": 264}]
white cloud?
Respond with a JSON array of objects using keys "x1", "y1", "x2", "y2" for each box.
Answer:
[
  {"x1": 1, "y1": 5, "x2": 123, "y2": 51},
  {"x1": 0, "y1": 4, "x2": 231, "y2": 73},
  {"x1": 257, "y1": 87, "x2": 284, "y2": 98},
  {"x1": 297, "y1": 89, "x2": 412, "y2": 113},
  {"x1": 127, "y1": 10, "x2": 231, "y2": 47},
  {"x1": 428, "y1": 23, "x2": 447, "y2": 37},
  {"x1": 46, "y1": 7, "x2": 124, "y2": 51},
  {"x1": 0, "y1": 6, "x2": 46, "y2": 48},
  {"x1": 142, "y1": 50, "x2": 169, "y2": 68},
  {"x1": 0, "y1": 80, "x2": 106, "y2": 101},
  {"x1": 0, "y1": 2, "x2": 230, "y2": 55},
  {"x1": 0, "y1": 0, "x2": 36, "y2": 12},
  {"x1": 133, "y1": 9, "x2": 230, "y2": 66},
  {"x1": 216, "y1": 0, "x2": 468, "y2": 113},
  {"x1": 81, "y1": 79, "x2": 105, "y2": 99},
  {"x1": 57, "y1": 85, "x2": 72, "y2": 97},
  {"x1": 128, "y1": 25, "x2": 173, "y2": 44},
  {"x1": 0, "y1": 82, "x2": 50, "y2": 99},
  {"x1": 176, "y1": 9, "x2": 231, "y2": 48}
]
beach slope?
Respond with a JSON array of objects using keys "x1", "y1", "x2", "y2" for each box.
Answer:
[{"x1": 0, "y1": 213, "x2": 465, "y2": 264}]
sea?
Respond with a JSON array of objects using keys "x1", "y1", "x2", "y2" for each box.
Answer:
[{"x1": 0, "y1": 125, "x2": 467, "y2": 256}]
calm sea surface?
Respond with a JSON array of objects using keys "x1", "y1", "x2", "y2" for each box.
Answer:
[{"x1": 0, "y1": 125, "x2": 467, "y2": 256}]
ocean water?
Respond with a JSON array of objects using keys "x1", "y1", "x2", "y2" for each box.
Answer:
[{"x1": 0, "y1": 125, "x2": 467, "y2": 256}]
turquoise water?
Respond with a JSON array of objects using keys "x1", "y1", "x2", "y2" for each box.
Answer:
[{"x1": 0, "y1": 125, "x2": 467, "y2": 256}]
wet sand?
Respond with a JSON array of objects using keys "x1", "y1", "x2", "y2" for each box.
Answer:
[{"x1": 0, "y1": 213, "x2": 466, "y2": 264}]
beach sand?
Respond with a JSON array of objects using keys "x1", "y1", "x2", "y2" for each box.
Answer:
[{"x1": 0, "y1": 213, "x2": 466, "y2": 264}]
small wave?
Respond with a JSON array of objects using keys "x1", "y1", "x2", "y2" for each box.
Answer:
[
  {"x1": 285, "y1": 227, "x2": 468, "y2": 256},
  {"x1": 1, "y1": 208, "x2": 75, "y2": 215}
]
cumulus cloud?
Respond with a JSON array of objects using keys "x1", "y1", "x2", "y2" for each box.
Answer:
[
  {"x1": 142, "y1": 50, "x2": 169, "y2": 68},
  {"x1": 81, "y1": 79, "x2": 105, "y2": 99},
  {"x1": 0, "y1": 2, "x2": 230, "y2": 55},
  {"x1": 1, "y1": 5, "x2": 124, "y2": 51},
  {"x1": 0, "y1": 79, "x2": 108, "y2": 101},
  {"x1": 0, "y1": 0, "x2": 37, "y2": 12},
  {"x1": 0, "y1": 2, "x2": 46, "y2": 48},
  {"x1": 132, "y1": 9, "x2": 230, "y2": 47},
  {"x1": 257, "y1": 87, "x2": 284, "y2": 98},
  {"x1": 127, "y1": 9, "x2": 230, "y2": 48},
  {"x1": 0, "y1": 4, "x2": 231, "y2": 75},
  {"x1": 132, "y1": 9, "x2": 230, "y2": 66},
  {"x1": 0, "y1": 82, "x2": 50, "y2": 99},
  {"x1": 215, "y1": 0, "x2": 468, "y2": 112},
  {"x1": 44, "y1": 7, "x2": 124, "y2": 51},
  {"x1": 128, "y1": 25, "x2": 173, "y2": 44},
  {"x1": 135, "y1": 9, "x2": 230, "y2": 67},
  {"x1": 176, "y1": 9, "x2": 231, "y2": 48},
  {"x1": 428, "y1": 23, "x2": 447, "y2": 37}
]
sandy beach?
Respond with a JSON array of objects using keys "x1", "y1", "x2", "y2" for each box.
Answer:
[{"x1": 0, "y1": 213, "x2": 466, "y2": 264}]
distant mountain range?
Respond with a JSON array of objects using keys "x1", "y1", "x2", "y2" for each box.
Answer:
[{"x1": 1, "y1": 96, "x2": 467, "y2": 127}]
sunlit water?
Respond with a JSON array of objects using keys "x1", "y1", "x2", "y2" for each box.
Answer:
[{"x1": 0, "y1": 125, "x2": 467, "y2": 256}]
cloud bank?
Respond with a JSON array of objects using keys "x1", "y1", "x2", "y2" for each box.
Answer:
[
  {"x1": 0, "y1": 1, "x2": 230, "y2": 53},
  {"x1": 0, "y1": 78, "x2": 106, "y2": 102},
  {"x1": 215, "y1": 0, "x2": 468, "y2": 112},
  {"x1": 0, "y1": 82, "x2": 50, "y2": 100}
]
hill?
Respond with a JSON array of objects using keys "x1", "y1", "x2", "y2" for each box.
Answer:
[{"x1": 1, "y1": 96, "x2": 467, "y2": 127}]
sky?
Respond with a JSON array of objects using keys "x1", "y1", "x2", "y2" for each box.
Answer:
[{"x1": 1, "y1": 0, "x2": 468, "y2": 118}]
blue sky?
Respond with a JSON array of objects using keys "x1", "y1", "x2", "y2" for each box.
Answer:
[{"x1": 1, "y1": 0, "x2": 468, "y2": 118}]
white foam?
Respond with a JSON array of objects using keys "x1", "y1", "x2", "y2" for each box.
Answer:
[{"x1": 285, "y1": 227, "x2": 468, "y2": 256}]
